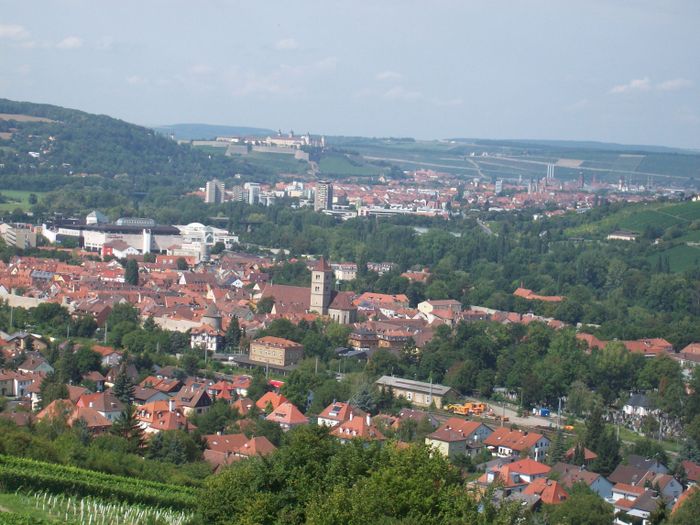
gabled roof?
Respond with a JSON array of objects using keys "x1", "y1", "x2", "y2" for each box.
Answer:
[
  {"x1": 318, "y1": 401, "x2": 365, "y2": 423},
  {"x1": 266, "y1": 402, "x2": 309, "y2": 426},
  {"x1": 551, "y1": 463, "x2": 605, "y2": 488},
  {"x1": 682, "y1": 460, "x2": 700, "y2": 483},
  {"x1": 523, "y1": 478, "x2": 568, "y2": 505},
  {"x1": 608, "y1": 464, "x2": 648, "y2": 486},
  {"x1": 428, "y1": 417, "x2": 489, "y2": 443},
  {"x1": 76, "y1": 392, "x2": 124, "y2": 413},
  {"x1": 255, "y1": 391, "x2": 288, "y2": 411},
  {"x1": 484, "y1": 427, "x2": 546, "y2": 451},
  {"x1": 330, "y1": 414, "x2": 385, "y2": 441},
  {"x1": 564, "y1": 446, "x2": 598, "y2": 462}
]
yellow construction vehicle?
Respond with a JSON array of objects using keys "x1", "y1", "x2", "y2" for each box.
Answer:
[{"x1": 445, "y1": 402, "x2": 487, "y2": 416}]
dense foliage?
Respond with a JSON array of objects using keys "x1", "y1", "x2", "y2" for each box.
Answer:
[{"x1": 201, "y1": 425, "x2": 523, "y2": 525}]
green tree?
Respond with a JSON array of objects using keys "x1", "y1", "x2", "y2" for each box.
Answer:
[
  {"x1": 110, "y1": 404, "x2": 143, "y2": 453},
  {"x1": 256, "y1": 296, "x2": 275, "y2": 314},
  {"x1": 545, "y1": 482, "x2": 614, "y2": 525},
  {"x1": 549, "y1": 429, "x2": 566, "y2": 465},
  {"x1": 176, "y1": 257, "x2": 189, "y2": 270},
  {"x1": 124, "y1": 259, "x2": 139, "y2": 286},
  {"x1": 225, "y1": 316, "x2": 242, "y2": 351},
  {"x1": 112, "y1": 364, "x2": 135, "y2": 405},
  {"x1": 39, "y1": 373, "x2": 69, "y2": 407}
]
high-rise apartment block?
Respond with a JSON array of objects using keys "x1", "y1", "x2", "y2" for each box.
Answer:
[{"x1": 314, "y1": 180, "x2": 333, "y2": 211}]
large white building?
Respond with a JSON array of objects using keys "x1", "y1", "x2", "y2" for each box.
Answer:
[{"x1": 41, "y1": 214, "x2": 237, "y2": 261}]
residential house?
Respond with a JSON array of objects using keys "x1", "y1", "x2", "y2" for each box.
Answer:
[
  {"x1": 190, "y1": 324, "x2": 225, "y2": 353},
  {"x1": 639, "y1": 472, "x2": 683, "y2": 501},
  {"x1": 564, "y1": 446, "x2": 598, "y2": 466},
  {"x1": 425, "y1": 418, "x2": 493, "y2": 459},
  {"x1": 623, "y1": 394, "x2": 657, "y2": 418},
  {"x1": 681, "y1": 460, "x2": 700, "y2": 487},
  {"x1": 173, "y1": 383, "x2": 212, "y2": 415},
  {"x1": 18, "y1": 355, "x2": 53, "y2": 374},
  {"x1": 522, "y1": 478, "x2": 568, "y2": 505},
  {"x1": 330, "y1": 412, "x2": 385, "y2": 444},
  {"x1": 551, "y1": 463, "x2": 613, "y2": 500},
  {"x1": 76, "y1": 392, "x2": 125, "y2": 422},
  {"x1": 484, "y1": 427, "x2": 550, "y2": 462},
  {"x1": 132, "y1": 386, "x2": 170, "y2": 405},
  {"x1": 265, "y1": 401, "x2": 309, "y2": 431},
  {"x1": 136, "y1": 399, "x2": 191, "y2": 434},
  {"x1": 477, "y1": 458, "x2": 551, "y2": 494},
  {"x1": 203, "y1": 433, "x2": 277, "y2": 470},
  {"x1": 92, "y1": 345, "x2": 123, "y2": 368},
  {"x1": 255, "y1": 392, "x2": 288, "y2": 412},
  {"x1": 233, "y1": 397, "x2": 254, "y2": 416},
  {"x1": 317, "y1": 401, "x2": 366, "y2": 428}
]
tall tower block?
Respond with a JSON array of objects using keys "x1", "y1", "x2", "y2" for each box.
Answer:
[{"x1": 309, "y1": 257, "x2": 333, "y2": 315}]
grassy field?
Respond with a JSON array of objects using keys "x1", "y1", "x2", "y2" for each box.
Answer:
[
  {"x1": 319, "y1": 153, "x2": 383, "y2": 176},
  {"x1": 0, "y1": 491, "x2": 193, "y2": 524},
  {"x1": 0, "y1": 189, "x2": 45, "y2": 212},
  {"x1": 648, "y1": 244, "x2": 700, "y2": 272},
  {"x1": 243, "y1": 152, "x2": 309, "y2": 175},
  {"x1": 567, "y1": 201, "x2": 700, "y2": 237}
]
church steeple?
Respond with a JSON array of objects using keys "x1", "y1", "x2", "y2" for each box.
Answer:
[{"x1": 309, "y1": 257, "x2": 333, "y2": 315}]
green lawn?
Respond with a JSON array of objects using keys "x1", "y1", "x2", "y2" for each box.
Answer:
[
  {"x1": 243, "y1": 152, "x2": 309, "y2": 175},
  {"x1": 566, "y1": 201, "x2": 700, "y2": 238},
  {"x1": 0, "y1": 189, "x2": 45, "y2": 212},
  {"x1": 319, "y1": 153, "x2": 383, "y2": 176}
]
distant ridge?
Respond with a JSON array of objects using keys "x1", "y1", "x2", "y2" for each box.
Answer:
[
  {"x1": 154, "y1": 123, "x2": 275, "y2": 140},
  {"x1": 447, "y1": 138, "x2": 696, "y2": 155}
]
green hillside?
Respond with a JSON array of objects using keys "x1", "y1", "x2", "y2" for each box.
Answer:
[{"x1": 0, "y1": 98, "x2": 252, "y2": 189}]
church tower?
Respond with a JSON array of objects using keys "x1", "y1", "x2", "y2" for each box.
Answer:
[{"x1": 309, "y1": 257, "x2": 333, "y2": 315}]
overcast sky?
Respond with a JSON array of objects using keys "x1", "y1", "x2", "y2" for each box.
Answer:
[{"x1": 1, "y1": 1, "x2": 698, "y2": 148}]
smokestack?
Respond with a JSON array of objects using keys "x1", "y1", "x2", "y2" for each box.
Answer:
[
  {"x1": 366, "y1": 414, "x2": 371, "y2": 426},
  {"x1": 169, "y1": 398, "x2": 175, "y2": 412},
  {"x1": 349, "y1": 412, "x2": 353, "y2": 421}
]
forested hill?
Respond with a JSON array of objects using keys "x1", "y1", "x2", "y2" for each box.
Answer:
[{"x1": 0, "y1": 98, "x2": 251, "y2": 191}]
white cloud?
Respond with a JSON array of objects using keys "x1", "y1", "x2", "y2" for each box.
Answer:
[
  {"x1": 126, "y1": 75, "x2": 147, "y2": 85},
  {"x1": 376, "y1": 70, "x2": 402, "y2": 81},
  {"x1": 275, "y1": 37, "x2": 299, "y2": 50},
  {"x1": 315, "y1": 56, "x2": 338, "y2": 70},
  {"x1": 609, "y1": 77, "x2": 651, "y2": 94},
  {"x1": 383, "y1": 85, "x2": 423, "y2": 101},
  {"x1": 189, "y1": 64, "x2": 213, "y2": 75},
  {"x1": 56, "y1": 36, "x2": 83, "y2": 50},
  {"x1": 658, "y1": 78, "x2": 693, "y2": 91},
  {"x1": 0, "y1": 24, "x2": 30, "y2": 40}
]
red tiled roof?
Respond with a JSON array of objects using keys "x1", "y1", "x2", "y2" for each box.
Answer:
[
  {"x1": 318, "y1": 401, "x2": 366, "y2": 423},
  {"x1": 484, "y1": 427, "x2": 545, "y2": 452},
  {"x1": 266, "y1": 402, "x2": 308, "y2": 426},
  {"x1": 330, "y1": 413, "x2": 385, "y2": 441},
  {"x1": 523, "y1": 478, "x2": 569, "y2": 505},
  {"x1": 255, "y1": 391, "x2": 288, "y2": 411}
]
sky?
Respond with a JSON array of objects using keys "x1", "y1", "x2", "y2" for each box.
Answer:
[{"x1": 1, "y1": 0, "x2": 699, "y2": 148}]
